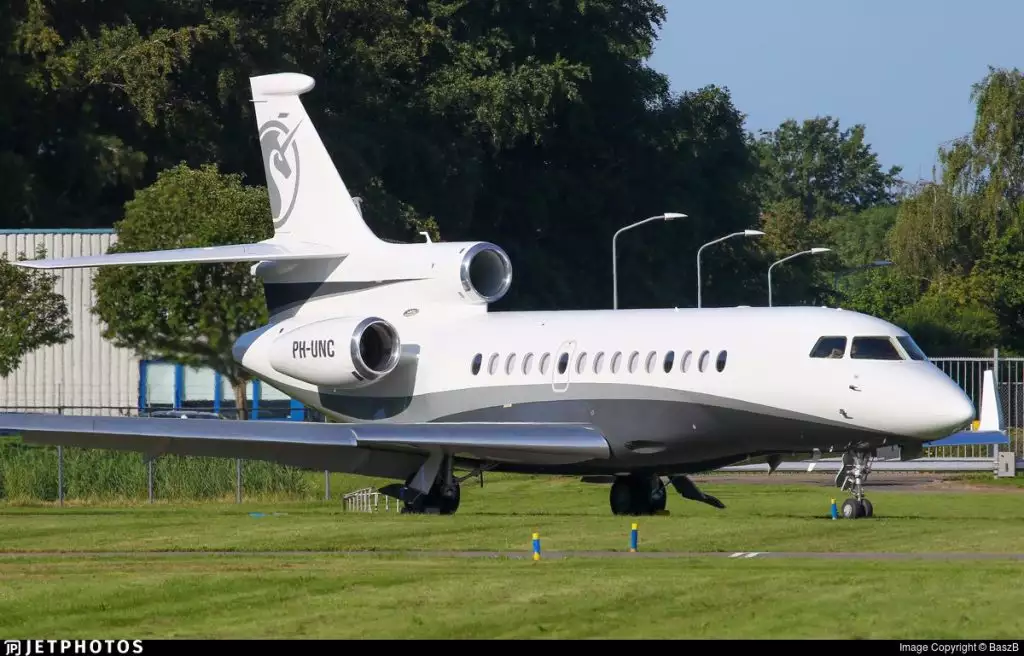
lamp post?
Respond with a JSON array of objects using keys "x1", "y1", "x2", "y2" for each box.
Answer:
[
  {"x1": 612, "y1": 212, "x2": 686, "y2": 309},
  {"x1": 695, "y1": 229, "x2": 765, "y2": 308},
  {"x1": 768, "y1": 247, "x2": 831, "y2": 307},
  {"x1": 832, "y1": 259, "x2": 892, "y2": 291}
]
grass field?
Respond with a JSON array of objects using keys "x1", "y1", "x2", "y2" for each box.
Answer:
[{"x1": 2, "y1": 471, "x2": 1024, "y2": 638}]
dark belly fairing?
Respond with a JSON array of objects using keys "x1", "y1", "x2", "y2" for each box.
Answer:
[{"x1": 309, "y1": 381, "x2": 895, "y2": 473}]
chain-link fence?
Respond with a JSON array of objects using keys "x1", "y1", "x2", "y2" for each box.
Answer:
[{"x1": 928, "y1": 352, "x2": 1023, "y2": 459}]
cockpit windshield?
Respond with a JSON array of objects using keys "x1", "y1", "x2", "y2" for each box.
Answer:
[
  {"x1": 850, "y1": 336, "x2": 903, "y2": 360},
  {"x1": 809, "y1": 336, "x2": 847, "y2": 358},
  {"x1": 897, "y1": 335, "x2": 928, "y2": 361}
]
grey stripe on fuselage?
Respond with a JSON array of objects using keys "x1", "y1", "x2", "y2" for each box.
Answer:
[{"x1": 275, "y1": 381, "x2": 898, "y2": 474}]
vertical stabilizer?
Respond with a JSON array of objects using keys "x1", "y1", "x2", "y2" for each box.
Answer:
[
  {"x1": 250, "y1": 73, "x2": 382, "y2": 249},
  {"x1": 978, "y1": 368, "x2": 1003, "y2": 432}
]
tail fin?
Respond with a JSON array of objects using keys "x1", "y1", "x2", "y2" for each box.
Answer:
[
  {"x1": 251, "y1": 72, "x2": 381, "y2": 250},
  {"x1": 15, "y1": 72, "x2": 370, "y2": 271}
]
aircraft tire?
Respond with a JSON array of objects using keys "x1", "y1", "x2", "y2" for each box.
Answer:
[
  {"x1": 860, "y1": 498, "x2": 873, "y2": 518},
  {"x1": 841, "y1": 498, "x2": 862, "y2": 519}
]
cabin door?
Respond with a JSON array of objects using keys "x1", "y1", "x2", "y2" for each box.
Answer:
[{"x1": 551, "y1": 340, "x2": 577, "y2": 393}]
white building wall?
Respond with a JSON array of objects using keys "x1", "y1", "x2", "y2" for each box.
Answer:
[{"x1": 0, "y1": 230, "x2": 140, "y2": 415}]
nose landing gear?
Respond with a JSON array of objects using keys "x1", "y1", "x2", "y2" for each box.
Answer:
[{"x1": 836, "y1": 448, "x2": 874, "y2": 519}]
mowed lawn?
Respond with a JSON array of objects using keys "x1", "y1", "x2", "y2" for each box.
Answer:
[
  {"x1": 1, "y1": 554, "x2": 1022, "y2": 639},
  {"x1": 2, "y1": 473, "x2": 1024, "y2": 639},
  {"x1": 1, "y1": 473, "x2": 1023, "y2": 554}
]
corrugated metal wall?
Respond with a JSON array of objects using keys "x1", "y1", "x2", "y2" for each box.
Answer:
[{"x1": 0, "y1": 230, "x2": 140, "y2": 414}]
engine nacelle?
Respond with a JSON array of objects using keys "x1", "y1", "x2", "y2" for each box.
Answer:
[
  {"x1": 452, "y1": 241, "x2": 513, "y2": 304},
  {"x1": 268, "y1": 316, "x2": 401, "y2": 388}
]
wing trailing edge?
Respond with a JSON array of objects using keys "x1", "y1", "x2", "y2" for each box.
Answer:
[
  {"x1": 0, "y1": 414, "x2": 611, "y2": 479},
  {"x1": 12, "y1": 240, "x2": 346, "y2": 270}
]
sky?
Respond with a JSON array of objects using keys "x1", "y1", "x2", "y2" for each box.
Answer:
[{"x1": 647, "y1": 0, "x2": 1023, "y2": 183}]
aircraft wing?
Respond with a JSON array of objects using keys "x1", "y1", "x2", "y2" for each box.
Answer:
[
  {"x1": 13, "y1": 240, "x2": 345, "y2": 269},
  {"x1": 0, "y1": 413, "x2": 611, "y2": 481},
  {"x1": 924, "y1": 368, "x2": 1009, "y2": 447}
]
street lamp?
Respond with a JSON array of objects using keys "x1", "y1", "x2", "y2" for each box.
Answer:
[
  {"x1": 612, "y1": 212, "x2": 686, "y2": 309},
  {"x1": 833, "y1": 259, "x2": 892, "y2": 290},
  {"x1": 696, "y1": 229, "x2": 765, "y2": 308},
  {"x1": 768, "y1": 247, "x2": 831, "y2": 307}
]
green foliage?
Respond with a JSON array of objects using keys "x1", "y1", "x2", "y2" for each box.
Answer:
[
  {"x1": 91, "y1": 164, "x2": 271, "y2": 415},
  {"x1": 4, "y1": 1, "x2": 1024, "y2": 357},
  {"x1": 0, "y1": 246, "x2": 73, "y2": 377},
  {"x1": 0, "y1": 441, "x2": 312, "y2": 502},
  {"x1": 754, "y1": 117, "x2": 903, "y2": 221}
]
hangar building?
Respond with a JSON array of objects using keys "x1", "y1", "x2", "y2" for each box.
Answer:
[{"x1": 0, "y1": 229, "x2": 306, "y2": 420}]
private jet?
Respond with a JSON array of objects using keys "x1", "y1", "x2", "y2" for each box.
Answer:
[{"x1": 0, "y1": 72, "x2": 997, "y2": 520}]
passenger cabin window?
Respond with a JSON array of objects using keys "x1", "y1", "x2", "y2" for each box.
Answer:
[
  {"x1": 897, "y1": 336, "x2": 928, "y2": 361},
  {"x1": 851, "y1": 336, "x2": 903, "y2": 360},
  {"x1": 809, "y1": 336, "x2": 846, "y2": 358},
  {"x1": 471, "y1": 353, "x2": 482, "y2": 374},
  {"x1": 663, "y1": 350, "x2": 675, "y2": 373},
  {"x1": 557, "y1": 352, "x2": 569, "y2": 374}
]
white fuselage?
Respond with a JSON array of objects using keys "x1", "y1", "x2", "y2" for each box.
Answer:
[{"x1": 234, "y1": 301, "x2": 975, "y2": 473}]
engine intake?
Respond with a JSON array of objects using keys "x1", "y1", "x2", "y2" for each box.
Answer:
[
  {"x1": 351, "y1": 317, "x2": 401, "y2": 381},
  {"x1": 459, "y1": 242, "x2": 513, "y2": 304}
]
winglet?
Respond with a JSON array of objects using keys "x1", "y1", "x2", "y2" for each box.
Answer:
[{"x1": 924, "y1": 369, "x2": 1008, "y2": 447}]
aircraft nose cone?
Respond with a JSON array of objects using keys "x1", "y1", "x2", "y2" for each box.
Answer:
[{"x1": 932, "y1": 385, "x2": 976, "y2": 437}]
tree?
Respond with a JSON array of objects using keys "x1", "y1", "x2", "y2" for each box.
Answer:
[
  {"x1": 755, "y1": 117, "x2": 903, "y2": 221},
  {"x1": 885, "y1": 66, "x2": 1024, "y2": 351},
  {"x1": 92, "y1": 163, "x2": 272, "y2": 418},
  {"x1": 0, "y1": 246, "x2": 73, "y2": 377}
]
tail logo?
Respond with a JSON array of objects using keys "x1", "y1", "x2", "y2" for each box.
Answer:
[{"x1": 259, "y1": 116, "x2": 303, "y2": 228}]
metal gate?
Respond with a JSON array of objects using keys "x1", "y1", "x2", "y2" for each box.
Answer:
[{"x1": 929, "y1": 350, "x2": 1023, "y2": 458}]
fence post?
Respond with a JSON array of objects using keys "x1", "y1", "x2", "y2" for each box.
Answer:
[
  {"x1": 993, "y1": 348, "x2": 1000, "y2": 463},
  {"x1": 324, "y1": 470, "x2": 330, "y2": 500},
  {"x1": 236, "y1": 458, "x2": 242, "y2": 503},
  {"x1": 148, "y1": 459, "x2": 154, "y2": 503},
  {"x1": 57, "y1": 445, "x2": 63, "y2": 508}
]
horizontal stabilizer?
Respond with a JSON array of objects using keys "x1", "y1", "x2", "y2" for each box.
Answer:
[
  {"x1": 924, "y1": 369, "x2": 1006, "y2": 447},
  {"x1": 13, "y1": 240, "x2": 345, "y2": 270},
  {"x1": 0, "y1": 414, "x2": 611, "y2": 478},
  {"x1": 923, "y1": 430, "x2": 1009, "y2": 447}
]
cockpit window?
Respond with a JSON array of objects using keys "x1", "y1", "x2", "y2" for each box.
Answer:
[
  {"x1": 897, "y1": 336, "x2": 928, "y2": 361},
  {"x1": 851, "y1": 336, "x2": 904, "y2": 360},
  {"x1": 810, "y1": 336, "x2": 847, "y2": 359}
]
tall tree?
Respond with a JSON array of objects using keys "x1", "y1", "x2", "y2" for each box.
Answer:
[
  {"x1": 755, "y1": 117, "x2": 903, "y2": 221},
  {"x1": 0, "y1": 247, "x2": 74, "y2": 377},
  {"x1": 91, "y1": 164, "x2": 272, "y2": 418},
  {"x1": 13, "y1": 0, "x2": 763, "y2": 314},
  {"x1": 886, "y1": 66, "x2": 1024, "y2": 353}
]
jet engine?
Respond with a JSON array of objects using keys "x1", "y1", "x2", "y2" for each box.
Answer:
[
  {"x1": 453, "y1": 241, "x2": 513, "y2": 304},
  {"x1": 268, "y1": 316, "x2": 401, "y2": 388}
]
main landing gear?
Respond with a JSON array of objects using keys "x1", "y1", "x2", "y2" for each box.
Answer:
[
  {"x1": 836, "y1": 448, "x2": 875, "y2": 519},
  {"x1": 379, "y1": 453, "x2": 494, "y2": 515},
  {"x1": 609, "y1": 473, "x2": 725, "y2": 516}
]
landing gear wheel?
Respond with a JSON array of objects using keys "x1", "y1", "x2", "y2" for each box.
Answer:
[
  {"x1": 609, "y1": 475, "x2": 665, "y2": 515},
  {"x1": 610, "y1": 479, "x2": 634, "y2": 515},
  {"x1": 841, "y1": 498, "x2": 862, "y2": 519},
  {"x1": 400, "y1": 477, "x2": 461, "y2": 515},
  {"x1": 860, "y1": 498, "x2": 873, "y2": 518},
  {"x1": 438, "y1": 483, "x2": 461, "y2": 515}
]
